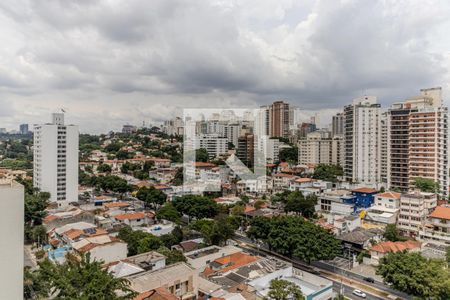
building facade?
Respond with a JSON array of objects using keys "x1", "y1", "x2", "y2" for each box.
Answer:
[
  {"x1": 269, "y1": 101, "x2": 290, "y2": 138},
  {"x1": 0, "y1": 180, "x2": 24, "y2": 299},
  {"x1": 344, "y1": 96, "x2": 381, "y2": 186},
  {"x1": 33, "y1": 113, "x2": 79, "y2": 207}
]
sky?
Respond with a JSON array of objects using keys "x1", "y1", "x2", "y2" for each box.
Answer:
[{"x1": 0, "y1": 0, "x2": 449, "y2": 133}]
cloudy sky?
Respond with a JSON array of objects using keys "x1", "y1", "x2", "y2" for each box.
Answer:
[{"x1": 0, "y1": 0, "x2": 449, "y2": 133}]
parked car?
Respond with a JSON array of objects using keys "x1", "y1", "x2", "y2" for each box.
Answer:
[
  {"x1": 364, "y1": 277, "x2": 375, "y2": 283},
  {"x1": 352, "y1": 289, "x2": 367, "y2": 298}
]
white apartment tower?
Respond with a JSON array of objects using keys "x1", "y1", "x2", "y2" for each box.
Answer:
[
  {"x1": 298, "y1": 130, "x2": 332, "y2": 165},
  {"x1": 344, "y1": 96, "x2": 381, "y2": 186},
  {"x1": 33, "y1": 113, "x2": 79, "y2": 207}
]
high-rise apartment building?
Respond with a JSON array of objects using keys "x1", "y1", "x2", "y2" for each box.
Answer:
[
  {"x1": 258, "y1": 136, "x2": 280, "y2": 164},
  {"x1": 19, "y1": 123, "x2": 29, "y2": 135},
  {"x1": 298, "y1": 130, "x2": 332, "y2": 165},
  {"x1": 332, "y1": 113, "x2": 344, "y2": 136},
  {"x1": 331, "y1": 134, "x2": 344, "y2": 168},
  {"x1": 385, "y1": 88, "x2": 448, "y2": 196},
  {"x1": 237, "y1": 133, "x2": 255, "y2": 168},
  {"x1": 194, "y1": 134, "x2": 228, "y2": 159},
  {"x1": 33, "y1": 113, "x2": 79, "y2": 207},
  {"x1": 0, "y1": 179, "x2": 24, "y2": 299},
  {"x1": 344, "y1": 96, "x2": 381, "y2": 186},
  {"x1": 255, "y1": 106, "x2": 270, "y2": 139},
  {"x1": 289, "y1": 106, "x2": 302, "y2": 130},
  {"x1": 269, "y1": 101, "x2": 290, "y2": 138}
]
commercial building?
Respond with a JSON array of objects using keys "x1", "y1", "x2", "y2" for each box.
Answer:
[
  {"x1": 0, "y1": 179, "x2": 24, "y2": 300},
  {"x1": 33, "y1": 113, "x2": 79, "y2": 207},
  {"x1": 344, "y1": 96, "x2": 381, "y2": 186}
]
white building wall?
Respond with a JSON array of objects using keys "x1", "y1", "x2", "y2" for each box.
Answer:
[
  {"x1": 89, "y1": 242, "x2": 128, "y2": 264},
  {"x1": 0, "y1": 180, "x2": 24, "y2": 300}
]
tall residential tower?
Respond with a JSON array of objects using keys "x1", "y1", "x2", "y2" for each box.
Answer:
[{"x1": 33, "y1": 113, "x2": 79, "y2": 207}]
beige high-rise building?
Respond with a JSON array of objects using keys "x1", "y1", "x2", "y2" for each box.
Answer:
[
  {"x1": 298, "y1": 130, "x2": 332, "y2": 165},
  {"x1": 385, "y1": 88, "x2": 448, "y2": 196}
]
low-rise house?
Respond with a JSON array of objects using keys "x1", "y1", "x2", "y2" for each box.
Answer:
[
  {"x1": 272, "y1": 173, "x2": 298, "y2": 192},
  {"x1": 107, "y1": 251, "x2": 167, "y2": 278},
  {"x1": 172, "y1": 238, "x2": 204, "y2": 253},
  {"x1": 114, "y1": 212, "x2": 149, "y2": 227},
  {"x1": 103, "y1": 201, "x2": 131, "y2": 212},
  {"x1": 185, "y1": 245, "x2": 241, "y2": 272},
  {"x1": 365, "y1": 191, "x2": 401, "y2": 225},
  {"x1": 369, "y1": 240, "x2": 422, "y2": 266},
  {"x1": 72, "y1": 235, "x2": 128, "y2": 264},
  {"x1": 318, "y1": 189, "x2": 353, "y2": 214},
  {"x1": 289, "y1": 177, "x2": 314, "y2": 191},
  {"x1": 127, "y1": 262, "x2": 198, "y2": 300},
  {"x1": 337, "y1": 227, "x2": 384, "y2": 252},
  {"x1": 419, "y1": 205, "x2": 450, "y2": 245},
  {"x1": 326, "y1": 214, "x2": 361, "y2": 235},
  {"x1": 43, "y1": 207, "x2": 95, "y2": 231}
]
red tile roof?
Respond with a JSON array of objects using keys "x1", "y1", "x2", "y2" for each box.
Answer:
[
  {"x1": 376, "y1": 191, "x2": 401, "y2": 199},
  {"x1": 273, "y1": 173, "x2": 296, "y2": 178},
  {"x1": 429, "y1": 206, "x2": 450, "y2": 220},
  {"x1": 203, "y1": 252, "x2": 259, "y2": 277},
  {"x1": 293, "y1": 178, "x2": 313, "y2": 183},
  {"x1": 103, "y1": 201, "x2": 130, "y2": 209},
  {"x1": 352, "y1": 187, "x2": 377, "y2": 193},
  {"x1": 370, "y1": 240, "x2": 421, "y2": 254},
  {"x1": 115, "y1": 212, "x2": 146, "y2": 221},
  {"x1": 134, "y1": 287, "x2": 178, "y2": 300}
]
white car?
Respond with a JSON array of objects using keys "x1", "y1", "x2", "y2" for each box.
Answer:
[{"x1": 352, "y1": 289, "x2": 367, "y2": 298}]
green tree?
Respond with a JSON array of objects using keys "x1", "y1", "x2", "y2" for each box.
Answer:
[
  {"x1": 136, "y1": 187, "x2": 167, "y2": 208},
  {"x1": 284, "y1": 192, "x2": 317, "y2": 218},
  {"x1": 413, "y1": 177, "x2": 439, "y2": 193},
  {"x1": 446, "y1": 247, "x2": 450, "y2": 265},
  {"x1": 247, "y1": 216, "x2": 340, "y2": 263},
  {"x1": 97, "y1": 163, "x2": 112, "y2": 173},
  {"x1": 190, "y1": 216, "x2": 238, "y2": 246},
  {"x1": 279, "y1": 146, "x2": 298, "y2": 163},
  {"x1": 172, "y1": 195, "x2": 219, "y2": 220},
  {"x1": 156, "y1": 246, "x2": 187, "y2": 265},
  {"x1": 156, "y1": 203, "x2": 181, "y2": 223},
  {"x1": 118, "y1": 226, "x2": 162, "y2": 256},
  {"x1": 377, "y1": 251, "x2": 450, "y2": 299},
  {"x1": 24, "y1": 254, "x2": 137, "y2": 300},
  {"x1": 25, "y1": 192, "x2": 50, "y2": 227},
  {"x1": 312, "y1": 164, "x2": 343, "y2": 183},
  {"x1": 383, "y1": 224, "x2": 405, "y2": 242},
  {"x1": 196, "y1": 148, "x2": 209, "y2": 162},
  {"x1": 264, "y1": 279, "x2": 304, "y2": 300}
]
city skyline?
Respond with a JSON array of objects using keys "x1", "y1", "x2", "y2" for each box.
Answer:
[{"x1": 0, "y1": 1, "x2": 450, "y2": 132}]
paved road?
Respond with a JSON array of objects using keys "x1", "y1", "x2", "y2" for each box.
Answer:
[{"x1": 332, "y1": 281, "x2": 383, "y2": 300}]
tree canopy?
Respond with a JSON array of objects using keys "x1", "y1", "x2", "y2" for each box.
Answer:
[
  {"x1": 377, "y1": 251, "x2": 450, "y2": 299},
  {"x1": 247, "y1": 216, "x2": 340, "y2": 263},
  {"x1": 136, "y1": 187, "x2": 167, "y2": 208},
  {"x1": 312, "y1": 164, "x2": 343, "y2": 183},
  {"x1": 413, "y1": 177, "x2": 439, "y2": 193},
  {"x1": 284, "y1": 191, "x2": 317, "y2": 218},
  {"x1": 383, "y1": 224, "x2": 405, "y2": 242},
  {"x1": 195, "y1": 148, "x2": 209, "y2": 162},
  {"x1": 264, "y1": 279, "x2": 304, "y2": 300},
  {"x1": 189, "y1": 216, "x2": 238, "y2": 246},
  {"x1": 24, "y1": 254, "x2": 137, "y2": 300},
  {"x1": 156, "y1": 203, "x2": 182, "y2": 223},
  {"x1": 279, "y1": 146, "x2": 298, "y2": 163},
  {"x1": 172, "y1": 195, "x2": 219, "y2": 220}
]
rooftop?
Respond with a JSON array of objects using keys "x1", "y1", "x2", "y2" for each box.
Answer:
[
  {"x1": 376, "y1": 191, "x2": 401, "y2": 199},
  {"x1": 429, "y1": 206, "x2": 450, "y2": 220},
  {"x1": 370, "y1": 240, "x2": 421, "y2": 254},
  {"x1": 352, "y1": 187, "x2": 377, "y2": 194}
]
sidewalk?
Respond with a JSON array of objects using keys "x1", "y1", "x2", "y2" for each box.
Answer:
[{"x1": 24, "y1": 244, "x2": 37, "y2": 269}]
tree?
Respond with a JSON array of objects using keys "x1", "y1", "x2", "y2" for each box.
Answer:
[
  {"x1": 264, "y1": 279, "x2": 304, "y2": 300},
  {"x1": 25, "y1": 192, "x2": 50, "y2": 227},
  {"x1": 97, "y1": 163, "x2": 112, "y2": 173},
  {"x1": 279, "y1": 146, "x2": 298, "y2": 163},
  {"x1": 413, "y1": 177, "x2": 439, "y2": 193},
  {"x1": 29, "y1": 225, "x2": 48, "y2": 246},
  {"x1": 172, "y1": 195, "x2": 219, "y2": 220},
  {"x1": 137, "y1": 235, "x2": 164, "y2": 253},
  {"x1": 24, "y1": 254, "x2": 137, "y2": 300},
  {"x1": 377, "y1": 251, "x2": 450, "y2": 299},
  {"x1": 196, "y1": 148, "x2": 209, "y2": 162},
  {"x1": 446, "y1": 247, "x2": 450, "y2": 265},
  {"x1": 284, "y1": 192, "x2": 317, "y2": 218},
  {"x1": 190, "y1": 216, "x2": 238, "y2": 246},
  {"x1": 156, "y1": 203, "x2": 181, "y2": 223},
  {"x1": 312, "y1": 164, "x2": 343, "y2": 183},
  {"x1": 156, "y1": 247, "x2": 187, "y2": 265},
  {"x1": 383, "y1": 224, "x2": 405, "y2": 242},
  {"x1": 247, "y1": 216, "x2": 340, "y2": 263},
  {"x1": 118, "y1": 226, "x2": 162, "y2": 256},
  {"x1": 136, "y1": 187, "x2": 167, "y2": 208}
]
